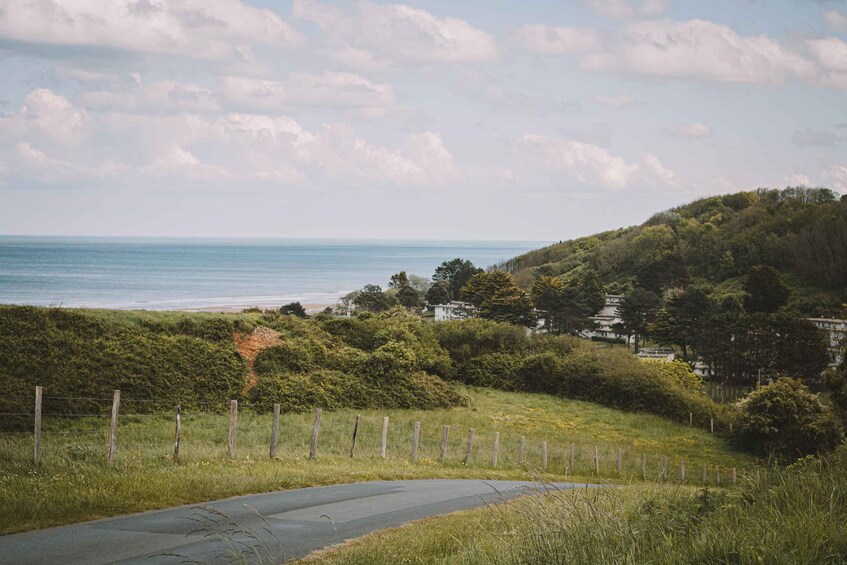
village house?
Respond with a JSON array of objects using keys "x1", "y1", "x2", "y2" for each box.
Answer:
[{"x1": 808, "y1": 318, "x2": 847, "y2": 367}]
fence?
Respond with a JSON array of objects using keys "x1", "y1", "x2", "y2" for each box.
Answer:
[{"x1": 0, "y1": 387, "x2": 743, "y2": 485}]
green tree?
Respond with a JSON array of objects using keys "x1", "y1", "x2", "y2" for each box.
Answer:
[
  {"x1": 396, "y1": 285, "x2": 422, "y2": 308},
  {"x1": 279, "y1": 302, "x2": 308, "y2": 318},
  {"x1": 388, "y1": 271, "x2": 410, "y2": 289},
  {"x1": 744, "y1": 265, "x2": 790, "y2": 313},
  {"x1": 462, "y1": 270, "x2": 536, "y2": 327},
  {"x1": 616, "y1": 288, "x2": 660, "y2": 353},
  {"x1": 651, "y1": 287, "x2": 713, "y2": 358},
  {"x1": 531, "y1": 275, "x2": 601, "y2": 335},
  {"x1": 432, "y1": 258, "x2": 483, "y2": 300},
  {"x1": 425, "y1": 281, "x2": 451, "y2": 305},
  {"x1": 353, "y1": 284, "x2": 394, "y2": 313}
]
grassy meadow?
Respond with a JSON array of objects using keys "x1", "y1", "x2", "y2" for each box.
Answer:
[
  {"x1": 0, "y1": 386, "x2": 751, "y2": 535},
  {"x1": 299, "y1": 445, "x2": 847, "y2": 565}
]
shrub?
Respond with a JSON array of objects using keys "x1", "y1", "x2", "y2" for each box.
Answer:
[
  {"x1": 456, "y1": 353, "x2": 522, "y2": 390},
  {"x1": 253, "y1": 339, "x2": 328, "y2": 374},
  {"x1": 433, "y1": 319, "x2": 528, "y2": 364},
  {"x1": 733, "y1": 378, "x2": 844, "y2": 461},
  {"x1": 642, "y1": 359, "x2": 703, "y2": 392}
]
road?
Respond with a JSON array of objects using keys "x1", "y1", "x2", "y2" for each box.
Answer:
[{"x1": 0, "y1": 479, "x2": 589, "y2": 564}]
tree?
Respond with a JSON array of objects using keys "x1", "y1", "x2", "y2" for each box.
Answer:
[
  {"x1": 396, "y1": 285, "x2": 422, "y2": 308},
  {"x1": 744, "y1": 265, "x2": 790, "y2": 313},
  {"x1": 425, "y1": 281, "x2": 451, "y2": 305},
  {"x1": 651, "y1": 287, "x2": 713, "y2": 358},
  {"x1": 733, "y1": 378, "x2": 843, "y2": 461},
  {"x1": 432, "y1": 258, "x2": 483, "y2": 300},
  {"x1": 279, "y1": 302, "x2": 308, "y2": 318},
  {"x1": 353, "y1": 284, "x2": 394, "y2": 313},
  {"x1": 616, "y1": 288, "x2": 660, "y2": 353},
  {"x1": 388, "y1": 271, "x2": 410, "y2": 289},
  {"x1": 461, "y1": 270, "x2": 536, "y2": 327},
  {"x1": 531, "y1": 275, "x2": 601, "y2": 335}
]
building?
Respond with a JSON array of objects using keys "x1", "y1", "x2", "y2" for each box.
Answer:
[
  {"x1": 636, "y1": 348, "x2": 676, "y2": 361},
  {"x1": 583, "y1": 294, "x2": 629, "y2": 343},
  {"x1": 433, "y1": 301, "x2": 474, "y2": 322},
  {"x1": 808, "y1": 318, "x2": 847, "y2": 367}
]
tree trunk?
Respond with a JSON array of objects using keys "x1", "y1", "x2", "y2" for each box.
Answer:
[{"x1": 634, "y1": 333, "x2": 641, "y2": 354}]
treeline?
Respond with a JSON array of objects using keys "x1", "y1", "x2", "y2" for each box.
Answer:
[{"x1": 501, "y1": 187, "x2": 847, "y2": 317}]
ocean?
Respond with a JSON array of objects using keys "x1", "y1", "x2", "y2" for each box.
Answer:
[{"x1": 0, "y1": 236, "x2": 545, "y2": 311}]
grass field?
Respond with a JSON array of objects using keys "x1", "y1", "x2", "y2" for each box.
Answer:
[
  {"x1": 0, "y1": 386, "x2": 752, "y2": 535},
  {"x1": 299, "y1": 446, "x2": 847, "y2": 564}
]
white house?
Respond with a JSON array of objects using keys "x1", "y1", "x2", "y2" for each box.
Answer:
[
  {"x1": 583, "y1": 294, "x2": 629, "y2": 343},
  {"x1": 808, "y1": 318, "x2": 847, "y2": 367},
  {"x1": 433, "y1": 301, "x2": 475, "y2": 322}
]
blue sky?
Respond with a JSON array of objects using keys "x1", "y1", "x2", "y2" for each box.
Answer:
[{"x1": 0, "y1": 0, "x2": 845, "y2": 240}]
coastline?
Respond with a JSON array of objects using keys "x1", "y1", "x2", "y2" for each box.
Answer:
[{"x1": 180, "y1": 302, "x2": 336, "y2": 314}]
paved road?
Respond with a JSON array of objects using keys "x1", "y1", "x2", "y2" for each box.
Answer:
[{"x1": 0, "y1": 479, "x2": 589, "y2": 564}]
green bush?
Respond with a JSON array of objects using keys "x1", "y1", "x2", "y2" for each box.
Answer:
[
  {"x1": 433, "y1": 318, "x2": 528, "y2": 364},
  {"x1": 456, "y1": 353, "x2": 522, "y2": 390},
  {"x1": 253, "y1": 339, "x2": 328, "y2": 374},
  {"x1": 732, "y1": 378, "x2": 843, "y2": 461}
]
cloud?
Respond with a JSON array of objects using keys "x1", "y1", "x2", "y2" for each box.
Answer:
[
  {"x1": 292, "y1": 0, "x2": 497, "y2": 66},
  {"x1": 585, "y1": 0, "x2": 671, "y2": 20},
  {"x1": 144, "y1": 145, "x2": 233, "y2": 182},
  {"x1": 0, "y1": 89, "x2": 89, "y2": 144},
  {"x1": 664, "y1": 122, "x2": 712, "y2": 140},
  {"x1": 822, "y1": 164, "x2": 847, "y2": 192},
  {"x1": 592, "y1": 93, "x2": 637, "y2": 108},
  {"x1": 793, "y1": 127, "x2": 844, "y2": 147},
  {"x1": 784, "y1": 173, "x2": 812, "y2": 187},
  {"x1": 580, "y1": 19, "x2": 815, "y2": 85},
  {"x1": 0, "y1": 0, "x2": 301, "y2": 62},
  {"x1": 514, "y1": 25, "x2": 602, "y2": 54},
  {"x1": 82, "y1": 81, "x2": 220, "y2": 113},
  {"x1": 517, "y1": 134, "x2": 680, "y2": 190},
  {"x1": 823, "y1": 9, "x2": 847, "y2": 33},
  {"x1": 221, "y1": 72, "x2": 397, "y2": 111}
]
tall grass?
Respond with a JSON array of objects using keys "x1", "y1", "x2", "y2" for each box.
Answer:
[
  {"x1": 0, "y1": 387, "x2": 750, "y2": 535},
  {"x1": 301, "y1": 445, "x2": 847, "y2": 564}
]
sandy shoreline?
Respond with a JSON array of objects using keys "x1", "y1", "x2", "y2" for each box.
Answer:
[{"x1": 179, "y1": 302, "x2": 336, "y2": 314}]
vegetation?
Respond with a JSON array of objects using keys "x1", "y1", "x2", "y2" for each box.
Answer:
[
  {"x1": 300, "y1": 446, "x2": 847, "y2": 564},
  {"x1": 0, "y1": 386, "x2": 751, "y2": 535}
]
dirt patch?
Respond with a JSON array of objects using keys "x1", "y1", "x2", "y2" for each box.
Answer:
[{"x1": 234, "y1": 326, "x2": 282, "y2": 393}]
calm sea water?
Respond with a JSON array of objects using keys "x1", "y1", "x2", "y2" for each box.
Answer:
[{"x1": 0, "y1": 236, "x2": 544, "y2": 310}]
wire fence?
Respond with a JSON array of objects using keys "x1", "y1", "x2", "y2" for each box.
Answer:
[{"x1": 0, "y1": 387, "x2": 743, "y2": 485}]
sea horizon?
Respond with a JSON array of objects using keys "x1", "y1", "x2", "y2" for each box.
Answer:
[{"x1": 0, "y1": 235, "x2": 547, "y2": 312}]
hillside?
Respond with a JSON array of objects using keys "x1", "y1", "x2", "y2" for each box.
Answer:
[{"x1": 500, "y1": 188, "x2": 847, "y2": 317}]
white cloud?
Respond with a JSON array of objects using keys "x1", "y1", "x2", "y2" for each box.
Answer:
[
  {"x1": 517, "y1": 134, "x2": 680, "y2": 190},
  {"x1": 292, "y1": 0, "x2": 497, "y2": 65},
  {"x1": 665, "y1": 122, "x2": 712, "y2": 140},
  {"x1": 586, "y1": 0, "x2": 671, "y2": 20},
  {"x1": 592, "y1": 93, "x2": 637, "y2": 108},
  {"x1": 14, "y1": 89, "x2": 89, "y2": 143},
  {"x1": 823, "y1": 10, "x2": 847, "y2": 33},
  {"x1": 785, "y1": 173, "x2": 812, "y2": 187},
  {"x1": 145, "y1": 145, "x2": 233, "y2": 182},
  {"x1": 82, "y1": 81, "x2": 220, "y2": 113},
  {"x1": 0, "y1": 0, "x2": 301, "y2": 61},
  {"x1": 581, "y1": 20, "x2": 815, "y2": 85},
  {"x1": 222, "y1": 72, "x2": 397, "y2": 111},
  {"x1": 822, "y1": 164, "x2": 847, "y2": 192},
  {"x1": 514, "y1": 25, "x2": 602, "y2": 54},
  {"x1": 807, "y1": 37, "x2": 847, "y2": 72}
]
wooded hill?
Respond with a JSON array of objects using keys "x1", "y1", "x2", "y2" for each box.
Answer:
[{"x1": 500, "y1": 188, "x2": 847, "y2": 317}]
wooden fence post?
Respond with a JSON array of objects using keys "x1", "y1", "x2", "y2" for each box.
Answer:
[
  {"x1": 662, "y1": 456, "x2": 668, "y2": 480},
  {"x1": 616, "y1": 447, "x2": 622, "y2": 475},
  {"x1": 380, "y1": 416, "x2": 389, "y2": 458},
  {"x1": 228, "y1": 400, "x2": 238, "y2": 459},
  {"x1": 492, "y1": 432, "x2": 500, "y2": 467},
  {"x1": 710, "y1": 418, "x2": 714, "y2": 434},
  {"x1": 33, "y1": 386, "x2": 42, "y2": 466},
  {"x1": 681, "y1": 460, "x2": 686, "y2": 482},
  {"x1": 689, "y1": 412, "x2": 693, "y2": 427},
  {"x1": 107, "y1": 390, "x2": 121, "y2": 466},
  {"x1": 350, "y1": 414, "x2": 360, "y2": 458},
  {"x1": 309, "y1": 408, "x2": 322, "y2": 460},
  {"x1": 541, "y1": 441, "x2": 548, "y2": 471},
  {"x1": 439, "y1": 425, "x2": 449, "y2": 463},
  {"x1": 732, "y1": 467, "x2": 737, "y2": 484},
  {"x1": 173, "y1": 404, "x2": 181, "y2": 462},
  {"x1": 270, "y1": 403, "x2": 280, "y2": 459},
  {"x1": 568, "y1": 443, "x2": 575, "y2": 475},
  {"x1": 519, "y1": 435, "x2": 525, "y2": 465},
  {"x1": 594, "y1": 446, "x2": 599, "y2": 474},
  {"x1": 411, "y1": 421, "x2": 421, "y2": 462},
  {"x1": 702, "y1": 463, "x2": 707, "y2": 484},
  {"x1": 641, "y1": 453, "x2": 646, "y2": 481},
  {"x1": 464, "y1": 428, "x2": 475, "y2": 465}
]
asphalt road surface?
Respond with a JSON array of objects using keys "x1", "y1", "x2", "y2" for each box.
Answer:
[{"x1": 0, "y1": 479, "x2": 590, "y2": 564}]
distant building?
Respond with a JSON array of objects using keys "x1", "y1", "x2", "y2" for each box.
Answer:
[
  {"x1": 584, "y1": 294, "x2": 629, "y2": 343},
  {"x1": 808, "y1": 318, "x2": 847, "y2": 367},
  {"x1": 433, "y1": 301, "x2": 474, "y2": 322},
  {"x1": 636, "y1": 348, "x2": 675, "y2": 361}
]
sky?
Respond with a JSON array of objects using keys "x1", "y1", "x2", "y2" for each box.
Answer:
[{"x1": 0, "y1": 0, "x2": 846, "y2": 241}]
